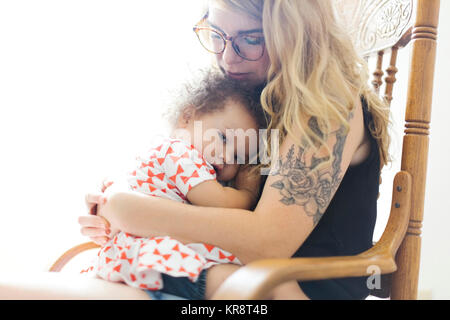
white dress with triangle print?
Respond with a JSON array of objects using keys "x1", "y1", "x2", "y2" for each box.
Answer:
[{"x1": 81, "y1": 138, "x2": 241, "y2": 291}]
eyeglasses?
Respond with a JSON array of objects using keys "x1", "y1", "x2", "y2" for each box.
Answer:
[{"x1": 193, "y1": 18, "x2": 266, "y2": 62}]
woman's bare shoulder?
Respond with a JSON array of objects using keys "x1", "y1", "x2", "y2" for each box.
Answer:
[{"x1": 348, "y1": 96, "x2": 371, "y2": 166}]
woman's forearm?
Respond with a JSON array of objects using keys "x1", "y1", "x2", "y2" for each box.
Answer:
[{"x1": 105, "y1": 191, "x2": 271, "y2": 264}]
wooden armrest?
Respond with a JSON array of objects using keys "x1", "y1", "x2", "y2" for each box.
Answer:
[
  {"x1": 212, "y1": 252, "x2": 396, "y2": 299},
  {"x1": 49, "y1": 241, "x2": 100, "y2": 272},
  {"x1": 212, "y1": 171, "x2": 412, "y2": 300}
]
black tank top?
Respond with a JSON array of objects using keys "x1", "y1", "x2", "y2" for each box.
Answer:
[{"x1": 294, "y1": 97, "x2": 380, "y2": 299}]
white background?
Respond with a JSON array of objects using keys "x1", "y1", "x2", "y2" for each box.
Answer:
[
  {"x1": 0, "y1": 1, "x2": 449, "y2": 299},
  {"x1": 0, "y1": 0, "x2": 210, "y2": 272}
]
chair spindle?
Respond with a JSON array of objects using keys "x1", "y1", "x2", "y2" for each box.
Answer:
[
  {"x1": 384, "y1": 46, "x2": 399, "y2": 106},
  {"x1": 372, "y1": 50, "x2": 384, "y2": 94}
]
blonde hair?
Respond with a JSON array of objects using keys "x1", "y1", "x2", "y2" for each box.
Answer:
[{"x1": 209, "y1": 0, "x2": 390, "y2": 170}]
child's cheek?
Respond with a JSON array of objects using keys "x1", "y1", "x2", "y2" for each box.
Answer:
[{"x1": 221, "y1": 165, "x2": 240, "y2": 182}]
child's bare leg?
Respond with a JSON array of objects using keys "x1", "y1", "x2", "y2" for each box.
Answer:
[
  {"x1": 205, "y1": 263, "x2": 242, "y2": 299},
  {"x1": 205, "y1": 264, "x2": 309, "y2": 300},
  {"x1": 0, "y1": 272, "x2": 151, "y2": 300},
  {"x1": 270, "y1": 281, "x2": 310, "y2": 300}
]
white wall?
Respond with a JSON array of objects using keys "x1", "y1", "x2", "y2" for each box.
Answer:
[{"x1": 0, "y1": 0, "x2": 210, "y2": 272}]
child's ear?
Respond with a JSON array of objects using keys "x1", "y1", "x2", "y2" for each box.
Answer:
[{"x1": 183, "y1": 107, "x2": 194, "y2": 122}]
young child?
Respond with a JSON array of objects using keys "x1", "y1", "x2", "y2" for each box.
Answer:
[{"x1": 82, "y1": 70, "x2": 268, "y2": 296}]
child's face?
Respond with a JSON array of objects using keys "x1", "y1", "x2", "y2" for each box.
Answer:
[{"x1": 178, "y1": 100, "x2": 259, "y2": 182}]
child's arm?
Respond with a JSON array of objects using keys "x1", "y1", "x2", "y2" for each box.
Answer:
[
  {"x1": 186, "y1": 166, "x2": 260, "y2": 209},
  {"x1": 186, "y1": 182, "x2": 253, "y2": 209}
]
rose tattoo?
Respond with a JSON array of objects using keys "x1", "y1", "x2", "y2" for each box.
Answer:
[{"x1": 270, "y1": 118, "x2": 348, "y2": 227}]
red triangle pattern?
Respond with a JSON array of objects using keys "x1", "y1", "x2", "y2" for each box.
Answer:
[
  {"x1": 89, "y1": 231, "x2": 242, "y2": 292},
  {"x1": 87, "y1": 139, "x2": 231, "y2": 291},
  {"x1": 128, "y1": 139, "x2": 217, "y2": 203}
]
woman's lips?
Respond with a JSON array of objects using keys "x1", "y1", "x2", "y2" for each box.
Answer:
[{"x1": 225, "y1": 71, "x2": 251, "y2": 80}]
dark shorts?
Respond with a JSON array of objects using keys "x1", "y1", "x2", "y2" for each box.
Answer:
[
  {"x1": 146, "y1": 269, "x2": 207, "y2": 300},
  {"x1": 299, "y1": 276, "x2": 370, "y2": 300}
]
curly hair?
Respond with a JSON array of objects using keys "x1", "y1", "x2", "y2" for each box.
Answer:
[{"x1": 164, "y1": 69, "x2": 268, "y2": 131}]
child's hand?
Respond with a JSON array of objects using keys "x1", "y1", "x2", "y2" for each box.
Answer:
[{"x1": 234, "y1": 166, "x2": 261, "y2": 207}]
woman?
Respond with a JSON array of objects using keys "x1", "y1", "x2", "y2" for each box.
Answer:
[{"x1": 1, "y1": 0, "x2": 389, "y2": 300}]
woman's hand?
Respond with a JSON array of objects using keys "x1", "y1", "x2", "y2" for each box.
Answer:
[
  {"x1": 79, "y1": 193, "x2": 112, "y2": 246},
  {"x1": 78, "y1": 179, "x2": 119, "y2": 246}
]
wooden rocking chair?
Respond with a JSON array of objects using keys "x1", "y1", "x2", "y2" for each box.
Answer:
[{"x1": 49, "y1": 0, "x2": 441, "y2": 300}]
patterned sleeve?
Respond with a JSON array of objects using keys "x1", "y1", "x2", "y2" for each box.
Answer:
[{"x1": 163, "y1": 140, "x2": 217, "y2": 198}]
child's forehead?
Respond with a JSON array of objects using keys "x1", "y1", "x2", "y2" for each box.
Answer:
[
  {"x1": 224, "y1": 111, "x2": 258, "y2": 130},
  {"x1": 222, "y1": 98, "x2": 253, "y2": 117},
  {"x1": 194, "y1": 96, "x2": 260, "y2": 131}
]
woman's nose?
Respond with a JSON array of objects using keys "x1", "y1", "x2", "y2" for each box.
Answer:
[{"x1": 221, "y1": 42, "x2": 243, "y2": 65}]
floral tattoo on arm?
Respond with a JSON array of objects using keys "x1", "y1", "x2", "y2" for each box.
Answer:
[{"x1": 270, "y1": 117, "x2": 349, "y2": 227}]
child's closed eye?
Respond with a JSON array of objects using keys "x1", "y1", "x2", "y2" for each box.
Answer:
[{"x1": 218, "y1": 131, "x2": 227, "y2": 143}]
